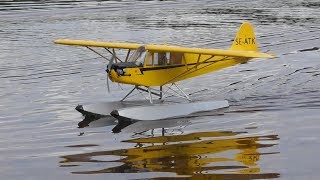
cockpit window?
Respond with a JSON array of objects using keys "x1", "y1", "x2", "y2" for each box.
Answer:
[{"x1": 128, "y1": 46, "x2": 147, "y2": 66}]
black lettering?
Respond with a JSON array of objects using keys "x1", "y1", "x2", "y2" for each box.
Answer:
[
  {"x1": 252, "y1": 38, "x2": 256, "y2": 44},
  {"x1": 244, "y1": 38, "x2": 248, "y2": 44},
  {"x1": 235, "y1": 38, "x2": 239, "y2": 45},
  {"x1": 249, "y1": 156, "x2": 253, "y2": 161},
  {"x1": 235, "y1": 37, "x2": 256, "y2": 46}
]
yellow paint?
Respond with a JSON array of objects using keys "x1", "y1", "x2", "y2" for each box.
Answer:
[
  {"x1": 231, "y1": 22, "x2": 259, "y2": 51},
  {"x1": 124, "y1": 131, "x2": 243, "y2": 143},
  {"x1": 110, "y1": 54, "x2": 249, "y2": 86},
  {"x1": 55, "y1": 22, "x2": 275, "y2": 87},
  {"x1": 60, "y1": 130, "x2": 279, "y2": 177},
  {"x1": 54, "y1": 39, "x2": 143, "y2": 49}
]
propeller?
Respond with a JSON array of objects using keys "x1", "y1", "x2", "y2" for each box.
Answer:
[{"x1": 106, "y1": 49, "x2": 116, "y2": 93}]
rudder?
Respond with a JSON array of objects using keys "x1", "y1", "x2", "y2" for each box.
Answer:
[{"x1": 231, "y1": 22, "x2": 258, "y2": 52}]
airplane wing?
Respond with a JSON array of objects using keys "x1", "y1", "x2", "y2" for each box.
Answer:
[
  {"x1": 145, "y1": 44, "x2": 275, "y2": 58},
  {"x1": 55, "y1": 39, "x2": 274, "y2": 58},
  {"x1": 54, "y1": 39, "x2": 143, "y2": 50}
]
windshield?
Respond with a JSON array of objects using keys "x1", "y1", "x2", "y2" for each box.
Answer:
[{"x1": 128, "y1": 46, "x2": 147, "y2": 64}]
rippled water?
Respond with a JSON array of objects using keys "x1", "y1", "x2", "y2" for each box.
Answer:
[{"x1": 1, "y1": 0, "x2": 320, "y2": 179}]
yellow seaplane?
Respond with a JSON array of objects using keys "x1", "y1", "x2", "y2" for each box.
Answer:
[{"x1": 55, "y1": 22, "x2": 274, "y2": 121}]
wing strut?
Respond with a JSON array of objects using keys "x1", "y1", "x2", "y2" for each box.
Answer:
[
  {"x1": 85, "y1": 46, "x2": 124, "y2": 63},
  {"x1": 104, "y1": 48, "x2": 122, "y2": 62},
  {"x1": 86, "y1": 46, "x2": 110, "y2": 62},
  {"x1": 125, "y1": 50, "x2": 131, "y2": 62}
]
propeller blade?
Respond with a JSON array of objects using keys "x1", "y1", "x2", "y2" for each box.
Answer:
[
  {"x1": 106, "y1": 49, "x2": 116, "y2": 93},
  {"x1": 107, "y1": 76, "x2": 110, "y2": 93},
  {"x1": 107, "y1": 49, "x2": 116, "y2": 72}
]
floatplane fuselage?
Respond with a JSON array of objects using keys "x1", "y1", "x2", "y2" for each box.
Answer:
[{"x1": 55, "y1": 22, "x2": 273, "y2": 88}]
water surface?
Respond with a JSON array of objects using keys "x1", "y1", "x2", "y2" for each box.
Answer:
[{"x1": 0, "y1": 0, "x2": 320, "y2": 179}]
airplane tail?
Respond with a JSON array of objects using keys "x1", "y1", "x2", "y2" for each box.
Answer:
[{"x1": 231, "y1": 22, "x2": 259, "y2": 52}]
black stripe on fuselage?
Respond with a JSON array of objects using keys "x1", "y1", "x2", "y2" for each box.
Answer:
[
  {"x1": 141, "y1": 64, "x2": 185, "y2": 71},
  {"x1": 140, "y1": 58, "x2": 237, "y2": 71}
]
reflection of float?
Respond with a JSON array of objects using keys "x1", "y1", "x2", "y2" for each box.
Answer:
[
  {"x1": 61, "y1": 127, "x2": 279, "y2": 178},
  {"x1": 73, "y1": 101, "x2": 279, "y2": 178},
  {"x1": 76, "y1": 100, "x2": 227, "y2": 133}
]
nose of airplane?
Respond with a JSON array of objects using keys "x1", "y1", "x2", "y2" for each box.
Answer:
[{"x1": 108, "y1": 69, "x2": 118, "y2": 82}]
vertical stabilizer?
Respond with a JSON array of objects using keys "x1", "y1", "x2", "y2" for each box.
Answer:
[{"x1": 231, "y1": 22, "x2": 258, "y2": 52}]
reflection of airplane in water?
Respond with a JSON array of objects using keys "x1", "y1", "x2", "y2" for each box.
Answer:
[{"x1": 65, "y1": 111, "x2": 280, "y2": 178}]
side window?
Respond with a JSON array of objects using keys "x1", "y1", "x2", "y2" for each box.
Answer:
[
  {"x1": 166, "y1": 52, "x2": 170, "y2": 65},
  {"x1": 153, "y1": 53, "x2": 158, "y2": 65},
  {"x1": 152, "y1": 52, "x2": 172, "y2": 66},
  {"x1": 146, "y1": 53, "x2": 153, "y2": 66},
  {"x1": 170, "y1": 52, "x2": 183, "y2": 65},
  {"x1": 153, "y1": 52, "x2": 168, "y2": 66},
  {"x1": 158, "y1": 52, "x2": 166, "y2": 65}
]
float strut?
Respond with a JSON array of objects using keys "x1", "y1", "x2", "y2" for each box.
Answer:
[
  {"x1": 120, "y1": 86, "x2": 136, "y2": 101},
  {"x1": 173, "y1": 83, "x2": 191, "y2": 101},
  {"x1": 148, "y1": 87, "x2": 153, "y2": 104},
  {"x1": 159, "y1": 86, "x2": 163, "y2": 99}
]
